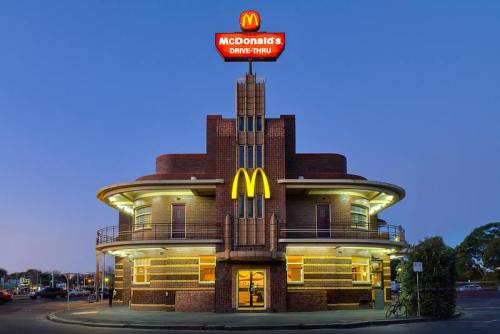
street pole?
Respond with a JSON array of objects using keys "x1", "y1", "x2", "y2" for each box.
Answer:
[
  {"x1": 66, "y1": 274, "x2": 70, "y2": 310},
  {"x1": 416, "y1": 271, "x2": 421, "y2": 317},
  {"x1": 101, "y1": 252, "x2": 106, "y2": 301}
]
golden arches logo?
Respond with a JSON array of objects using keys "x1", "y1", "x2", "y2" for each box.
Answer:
[
  {"x1": 240, "y1": 11, "x2": 260, "y2": 32},
  {"x1": 231, "y1": 168, "x2": 270, "y2": 199}
]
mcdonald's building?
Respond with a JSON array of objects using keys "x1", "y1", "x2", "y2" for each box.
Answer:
[{"x1": 95, "y1": 73, "x2": 406, "y2": 312}]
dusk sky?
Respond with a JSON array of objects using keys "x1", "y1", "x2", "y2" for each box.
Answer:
[{"x1": 1, "y1": 1, "x2": 499, "y2": 273}]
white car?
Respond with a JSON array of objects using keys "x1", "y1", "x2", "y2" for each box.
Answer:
[{"x1": 457, "y1": 284, "x2": 482, "y2": 292}]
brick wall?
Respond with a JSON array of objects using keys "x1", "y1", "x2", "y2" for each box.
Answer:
[
  {"x1": 175, "y1": 291, "x2": 215, "y2": 312},
  {"x1": 287, "y1": 290, "x2": 327, "y2": 311}
]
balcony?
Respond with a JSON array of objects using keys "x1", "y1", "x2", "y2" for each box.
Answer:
[
  {"x1": 96, "y1": 223, "x2": 223, "y2": 251},
  {"x1": 279, "y1": 224, "x2": 406, "y2": 248}
]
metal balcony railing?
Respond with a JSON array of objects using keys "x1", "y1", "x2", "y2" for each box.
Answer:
[
  {"x1": 96, "y1": 223, "x2": 222, "y2": 246},
  {"x1": 279, "y1": 224, "x2": 405, "y2": 243}
]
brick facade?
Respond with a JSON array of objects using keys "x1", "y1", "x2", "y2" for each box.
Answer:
[{"x1": 98, "y1": 72, "x2": 405, "y2": 313}]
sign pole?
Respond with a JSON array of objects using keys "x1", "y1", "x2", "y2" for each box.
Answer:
[{"x1": 416, "y1": 271, "x2": 421, "y2": 317}]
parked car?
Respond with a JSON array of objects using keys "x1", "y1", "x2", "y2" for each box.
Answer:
[
  {"x1": 457, "y1": 284, "x2": 483, "y2": 292},
  {"x1": 0, "y1": 291, "x2": 13, "y2": 304},
  {"x1": 30, "y1": 287, "x2": 67, "y2": 299},
  {"x1": 68, "y1": 289, "x2": 91, "y2": 297}
]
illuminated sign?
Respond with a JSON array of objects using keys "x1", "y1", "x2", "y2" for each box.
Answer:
[
  {"x1": 215, "y1": 11, "x2": 285, "y2": 62},
  {"x1": 231, "y1": 168, "x2": 271, "y2": 199},
  {"x1": 240, "y1": 11, "x2": 260, "y2": 32}
]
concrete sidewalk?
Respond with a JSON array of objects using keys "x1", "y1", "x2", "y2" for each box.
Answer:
[{"x1": 47, "y1": 304, "x2": 450, "y2": 330}]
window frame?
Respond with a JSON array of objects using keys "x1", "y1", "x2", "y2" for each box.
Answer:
[
  {"x1": 256, "y1": 116, "x2": 263, "y2": 132},
  {"x1": 286, "y1": 256, "x2": 304, "y2": 284},
  {"x1": 238, "y1": 145, "x2": 245, "y2": 168},
  {"x1": 133, "y1": 258, "x2": 150, "y2": 285},
  {"x1": 350, "y1": 204, "x2": 369, "y2": 230},
  {"x1": 351, "y1": 256, "x2": 371, "y2": 284},
  {"x1": 199, "y1": 255, "x2": 216, "y2": 284},
  {"x1": 247, "y1": 116, "x2": 254, "y2": 132},
  {"x1": 238, "y1": 116, "x2": 245, "y2": 132},
  {"x1": 256, "y1": 145, "x2": 263, "y2": 167},
  {"x1": 247, "y1": 145, "x2": 254, "y2": 169},
  {"x1": 134, "y1": 206, "x2": 152, "y2": 231},
  {"x1": 256, "y1": 194, "x2": 263, "y2": 219},
  {"x1": 238, "y1": 194, "x2": 245, "y2": 218},
  {"x1": 247, "y1": 197, "x2": 254, "y2": 218}
]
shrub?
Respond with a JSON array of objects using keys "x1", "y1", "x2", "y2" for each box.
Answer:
[{"x1": 398, "y1": 236, "x2": 457, "y2": 318}]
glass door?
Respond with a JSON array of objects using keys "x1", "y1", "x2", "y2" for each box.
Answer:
[{"x1": 237, "y1": 270, "x2": 265, "y2": 309}]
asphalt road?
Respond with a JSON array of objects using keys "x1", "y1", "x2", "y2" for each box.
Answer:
[{"x1": 0, "y1": 293, "x2": 499, "y2": 334}]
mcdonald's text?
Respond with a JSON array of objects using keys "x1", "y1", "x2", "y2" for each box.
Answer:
[{"x1": 215, "y1": 32, "x2": 285, "y2": 62}]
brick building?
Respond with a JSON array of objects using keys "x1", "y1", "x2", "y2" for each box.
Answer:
[{"x1": 95, "y1": 72, "x2": 406, "y2": 312}]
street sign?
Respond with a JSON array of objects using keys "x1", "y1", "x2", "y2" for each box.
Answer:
[{"x1": 413, "y1": 262, "x2": 423, "y2": 272}]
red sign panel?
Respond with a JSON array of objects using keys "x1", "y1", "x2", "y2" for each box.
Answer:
[
  {"x1": 240, "y1": 11, "x2": 260, "y2": 32},
  {"x1": 215, "y1": 32, "x2": 286, "y2": 62}
]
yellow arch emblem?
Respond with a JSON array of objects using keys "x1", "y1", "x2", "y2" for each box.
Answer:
[{"x1": 231, "y1": 168, "x2": 270, "y2": 199}]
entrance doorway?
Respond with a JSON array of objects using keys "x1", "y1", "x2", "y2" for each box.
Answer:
[{"x1": 237, "y1": 270, "x2": 266, "y2": 309}]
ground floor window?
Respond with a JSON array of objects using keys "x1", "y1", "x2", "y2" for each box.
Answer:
[
  {"x1": 352, "y1": 256, "x2": 370, "y2": 283},
  {"x1": 199, "y1": 256, "x2": 216, "y2": 283},
  {"x1": 286, "y1": 256, "x2": 304, "y2": 283},
  {"x1": 133, "y1": 258, "x2": 150, "y2": 284}
]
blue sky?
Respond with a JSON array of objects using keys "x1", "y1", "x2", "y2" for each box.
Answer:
[{"x1": 0, "y1": 1, "x2": 499, "y2": 273}]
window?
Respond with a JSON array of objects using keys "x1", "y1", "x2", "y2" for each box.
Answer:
[
  {"x1": 256, "y1": 194, "x2": 263, "y2": 219},
  {"x1": 352, "y1": 257, "x2": 370, "y2": 283},
  {"x1": 247, "y1": 197, "x2": 254, "y2": 218},
  {"x1": 287, "y1": 256, "x2": 303, "y2": 283},
  {"x1": 238, "y1": 145, "x2": 245, "y2": 168},
  {"x1": 134, "y1": 206, "x2": 152, "y2": 230},
  {"x1": 247, "y1": 116, "x2": 253, "y2": 131},
  {"x1": 238, "y1": 194, "x2": 245, "y2": 218},
  {"x1": 238, "y1": 117, "x2": 244, "y2": 132},
  {"x1": 133, "y1": 258, "x2": 150, "y2": 284},
  {"x1": 256, "y1": 116, "x2": 263, "y2": 132},
  {"x1": 247, "y1": 146, "x2": 254, "y2": 169},
  {"x1": 199, "y1": 256, "x2": 216, "y2": 283},
  {"x1": 256, "y1": 145, "x2": 262, "y2": 167},
  {"x1": 351, "y1": 204, "x2": 369, "y2": 229}
]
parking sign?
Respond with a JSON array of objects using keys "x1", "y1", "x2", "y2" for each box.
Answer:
[{"x1": 413, "y1": 262, "x2": 423, "y2": 272}]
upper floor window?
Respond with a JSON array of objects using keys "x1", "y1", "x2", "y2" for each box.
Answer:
[
  {"x1": 238, "y1": 145, "x2": 245, "y2": 168},
  {"x1": 247, "y1": 197, "x2": 254, "y2": 218},
  {"x1": 256, "y1": 194, "x2": 263, "y2": 219},
  {"x1": 133, "y1": 258, "x2": 150, "y2": 284},
  {"x1": 247, "y1": 146, "x2": 254, "y2": 169},
  {"x1": 238, "y1": 117, "x2": 244, "y2": 132},
  {"x1": 287, "y1": 256, "x2": 304, "y2": 283},
  {"x1": 134, "y1": 206, "x2": 152, "y2": 230},
  {"x1": 256, "y1": 145, "x2": 263, "y2": 167},
  {"x1": 247, "y1": 116, "x2": 254, "y2": 132},
  {"x1": 352, "y1": 256, "x2": 370, "y2": 283},
  {"x1": 351, "y1": 204, "x2": 368, "y2": 230},
  {"x1": 256, "y1": 116, "x2": 263, "y2": 132},
  {"x1": 238, "y1": 194, "x2": 245, "y2": 218},
  {"x1": 199, "y1": 256, "x2": 216, "y2": 283}
]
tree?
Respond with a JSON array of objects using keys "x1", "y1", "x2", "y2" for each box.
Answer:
[
  {"x1": 0, "y1": 268, "x2": 7, "y2": 277},
  {"x1": 398, "y1": 236, "x2": 457, "y2": 318},
  {"x1": 455, "y1": 222, "x2": 500, "y2": 280},
  {"x1": 483, "y1": 239, "x2": 500, "y2": 280}
]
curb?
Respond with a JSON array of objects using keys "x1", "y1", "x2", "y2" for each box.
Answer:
[{"x1": 46, "y1": 311, "x2": 462, "y2": 331}]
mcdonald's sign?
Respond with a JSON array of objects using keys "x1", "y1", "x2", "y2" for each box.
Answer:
[
  {"x1": 240, "y1": 11, "x2": 260, "y2": 32},
  {"x1": 231, "y1": 168, "x2": 271, "y2": 199},
  {"x1": 215, "y1": 11, "x2": 285, "y2": 62}
]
